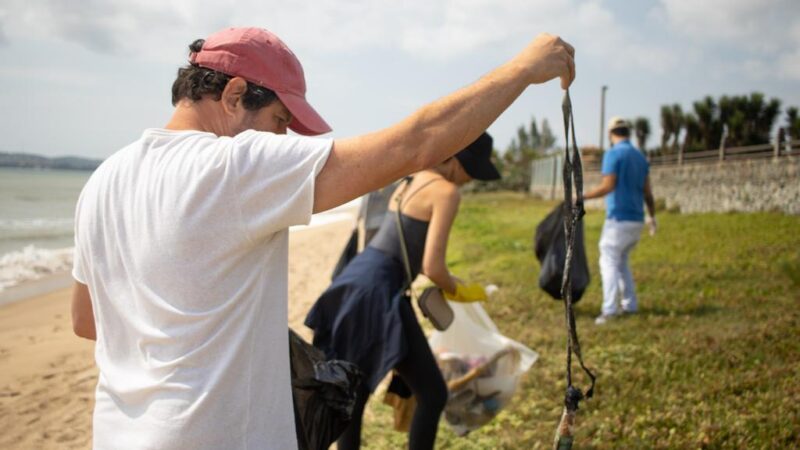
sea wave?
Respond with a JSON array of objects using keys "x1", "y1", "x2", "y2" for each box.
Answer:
[
  {"x1": 0, "y1": 218, "x2": 74, "y2": 240},
  {"x1": 0, "y1": 245, "x2": 74, "y2": 292},
  {"x1": 0, "y1": 199, "x2": 361, "y2": 292}
]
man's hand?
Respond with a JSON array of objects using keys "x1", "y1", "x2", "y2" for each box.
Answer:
[
  {"x1": 514, "y1": 33, "x2": 576, "y2": 89},
  {"x1": 646, "y1": 216, "x2": 657, "y2": 236}
]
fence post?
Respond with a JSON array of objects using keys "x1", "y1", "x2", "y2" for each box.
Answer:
[
  {"x1": 550, "y1": 156, "x2": 558, "y2": 200},
  {"x1": 719, "y1": 124, "x2": 728, "y2": 162},
  {"x1": 678, "y1": 141, "x2": 685, "y2": 165},
  {"x1": 774, "y1": 128, "x2": 783, "y2": 160}
]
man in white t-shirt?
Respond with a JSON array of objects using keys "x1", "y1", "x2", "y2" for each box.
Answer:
[{"x1": 71, "y1": 27, "x2": 575, "y2": 449}]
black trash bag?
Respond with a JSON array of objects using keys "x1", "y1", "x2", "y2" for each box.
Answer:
[
  {"x1": 289, "y1": 329, "x2": 363, "y2": 450},
  {"x1": 533, "y1": 202, "x2": 590, "y2": 302}
]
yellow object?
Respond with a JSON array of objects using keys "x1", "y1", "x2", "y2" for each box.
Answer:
[{"x1": 444, "y1": 282, "x2": 488, "y2": 303}]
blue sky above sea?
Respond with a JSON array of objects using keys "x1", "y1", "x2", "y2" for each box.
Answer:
[{"x1": 1, "y1": 0, "x2": 798, "y2": 159}]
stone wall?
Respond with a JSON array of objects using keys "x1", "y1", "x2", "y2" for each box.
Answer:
[{"x1": 580, "y1": 157, "x2": 800, "y2": 215}]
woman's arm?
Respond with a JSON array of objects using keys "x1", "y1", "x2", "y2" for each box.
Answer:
[{"x1": 420, "y1": 184, "x2": 461, "y2": 294}]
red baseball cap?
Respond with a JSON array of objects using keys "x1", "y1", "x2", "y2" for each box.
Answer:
[{"x1": 190, "y1": 27, "x2": 332, "y2": 136}]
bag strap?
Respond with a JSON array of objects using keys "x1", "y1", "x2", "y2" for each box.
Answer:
[
  {"x1": 394, "y1": 177, "x2": 416, "y2": 292},
  {"x1": 393, "y1": 175, "x2": 443, "y2": 293}
]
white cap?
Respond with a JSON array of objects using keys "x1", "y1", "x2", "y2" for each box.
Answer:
[{"x1": 607, "y1": 116, "x2": 632, "y2": 132}]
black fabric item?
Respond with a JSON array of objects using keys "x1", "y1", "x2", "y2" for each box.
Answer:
[
  {"x1": 336, "y1": 298, "x2": 447, "y2": 450},
  {"x1": 289, "y1": 329, "x2": 363, "y2": 450},
  {"x1": 534, "y1": 202, "x2": 590, "y2": 302},
  {"x1": 386, "y1": 372, "x2": 413, "y2": 399},
  {"x1": 305, "y1": 247, "x2": 411, "y2": 391}
]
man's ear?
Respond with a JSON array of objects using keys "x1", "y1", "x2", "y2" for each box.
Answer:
[{"x1": 220, "y1": 77, "x2": 248, "y2": 116}]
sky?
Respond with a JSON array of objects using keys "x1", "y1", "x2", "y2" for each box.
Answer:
[{"x1": 0, "y1": 0, "x2": 798, "y2": 159}]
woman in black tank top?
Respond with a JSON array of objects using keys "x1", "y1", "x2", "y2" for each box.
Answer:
[{"x1": 305, "y1": 132, "x2": 501, "y2": 450}]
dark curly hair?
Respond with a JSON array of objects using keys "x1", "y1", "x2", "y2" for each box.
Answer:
[
  {"x1": 171, "y1": 39, "x2": 278, "y2": 110},
  {"x1": 610, "y1": 127, "x2": 631, "y2": 138}
]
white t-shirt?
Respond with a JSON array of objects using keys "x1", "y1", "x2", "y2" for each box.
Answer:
[{"x1": 72, "y1": 128, "x2": 332, "y2": 450}]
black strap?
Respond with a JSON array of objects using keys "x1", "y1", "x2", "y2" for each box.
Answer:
[
  {"x1": 560, "y1": 90, "x2": 596, "y2": 411},
  {"x1": 393, "y1": 175, "x2": 443, "y2": 291},
  {"x1": 394, "y1": 177, "x2": 416, "y2": 291}
]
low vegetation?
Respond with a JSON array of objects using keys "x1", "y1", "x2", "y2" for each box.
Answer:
[{"x1": 361, "y1": 192, "x2": 800, "y2": 449}]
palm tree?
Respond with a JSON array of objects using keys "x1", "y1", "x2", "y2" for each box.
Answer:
[
  {"x1": 728, "y1": 109, "x2": 746, "y2": 146},
  {"x1": 660, "y1": 106, "x2": 674, "y2": 154},
  {"x1": 754, "y1": 96, "x2": 781, "y2": 144},
  {"x1": 634, "y1": 117, "x2": 651, "y2": 153},
  {"x1": 670, "y1": 104, "x2": 684, "y2": 153},
  {"x1": 683, "y1": 113, "x2": 701, "y2": 152},
  {"x1": 693, "y1": 96, "x2": 717, "y2": 150},
  {"x1": 787, "y1": 107, "x2": 800, "y2": 139}
]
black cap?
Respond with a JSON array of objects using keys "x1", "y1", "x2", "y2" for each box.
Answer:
[{"x1": 454, "y1": 132, "x2": 501, "y2": 181}]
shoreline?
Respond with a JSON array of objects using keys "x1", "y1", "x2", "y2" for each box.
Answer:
[
  {"x1": 0, "y1": 272, "x2": 74, "y2": 308},
  {"x1": 0, "y1": 199, "x2": 359, "y2": 309}
]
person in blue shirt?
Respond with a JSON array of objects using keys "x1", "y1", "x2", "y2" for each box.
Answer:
[{"x1": 584, "y1": 117, "x2": 656, "y2": 324}]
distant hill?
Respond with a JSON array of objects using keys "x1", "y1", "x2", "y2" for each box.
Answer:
[{"x1": 0, "y1": 152, "x2": 102, "y2": 171}]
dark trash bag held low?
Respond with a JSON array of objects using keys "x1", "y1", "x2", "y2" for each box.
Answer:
[
  {"x1": 534, "y1": 202, "x2": 590, "y2": 302},
  {"x1": 289, "y1": 329, "x2": 363, "y2": 450}
]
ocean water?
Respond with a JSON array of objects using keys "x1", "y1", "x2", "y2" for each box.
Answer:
[
  {"x1": 0, "y1": 166, "x2": 359, "y2": 293},
  {"x1": 0, "y1": 167, "x2": 90, "y2": 291}
]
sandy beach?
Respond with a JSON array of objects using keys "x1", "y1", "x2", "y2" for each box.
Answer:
[{"x1": 0, "y1": 219, "x2": 354, "y2": 450}]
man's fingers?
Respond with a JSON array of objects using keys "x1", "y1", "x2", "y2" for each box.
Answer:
[
  {"x1": 561, "y1": 39, "x2": 575, "y2": 58},
  {"x1": 561, "y1": 54, "x2": 576, "y2": 90}
]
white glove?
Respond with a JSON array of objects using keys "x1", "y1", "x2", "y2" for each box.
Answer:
[{"x1": 646, "y1": 216, "x2": 657, "y2": 236}]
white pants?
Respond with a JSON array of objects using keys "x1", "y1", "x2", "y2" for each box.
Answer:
[{"x1": 599, "y1": 219, "x2": 644, "y2": 316}]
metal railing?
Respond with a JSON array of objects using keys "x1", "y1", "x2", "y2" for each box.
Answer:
[
  {"x1": 530, "y1": 138, "x2": 799, "y2": 196},
  {"x1": 648, "y1": 139, "x2": 799, "y2": 166},
  {"x1": 529, "y1": 154, "x2": 564, "y2": 199}
]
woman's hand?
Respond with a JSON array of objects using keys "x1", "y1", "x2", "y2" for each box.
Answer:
[{"x1": 444, "y1": 282, "x2": 488, "y2": 303}]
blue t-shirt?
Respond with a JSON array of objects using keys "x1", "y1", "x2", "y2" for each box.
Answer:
[{"x1": 601, "y1": 140, "x2": 649, "y2": 222}]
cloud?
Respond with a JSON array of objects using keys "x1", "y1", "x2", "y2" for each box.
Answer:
[
  {"x1": 3, "y1": 0, "x2": 207, "y2": 56},
  {"x1": 569, "y1": 1, "x2": 682, "y2": 73},
  {"x1": 778, "y1": 52, "x2": 800, "y2": 80},
  {"x1": 1, "y1": 0, "x2": 681, "y2": 74},
  {"x1": 658, "y1": 0, "x2": 800, "y2": 50},
  {"x1": 658, "y1": 0, "x2": 800, "y2": 80},
  {"x1": 0, "y1": 66, "x2": 100, "y2": 87},
  {"x1": 0, "y1": 6, "x2": 9, "y2": 45},
  {"x1": 778, "y1": 21, "x2": 800, "y2": 80}
]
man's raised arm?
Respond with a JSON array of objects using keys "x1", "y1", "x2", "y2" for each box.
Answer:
[{"x1": 313, "y1": 33, "x2": 575, "y2": 213}]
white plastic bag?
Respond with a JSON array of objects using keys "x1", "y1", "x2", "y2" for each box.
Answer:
[{"x1": 428, "y1": 302, "x2": 538, "y2": 436}]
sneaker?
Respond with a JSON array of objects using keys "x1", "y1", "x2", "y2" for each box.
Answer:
[{"x1": 594, "y1": 314, "x2": 615, "y2": 325}]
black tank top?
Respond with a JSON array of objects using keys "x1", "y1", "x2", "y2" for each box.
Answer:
[{"x1": 368, "y1": 212, "x2": 430, "y2": 278}]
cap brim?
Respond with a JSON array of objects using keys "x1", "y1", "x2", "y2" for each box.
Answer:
[
  {"x1": 466, "y1": 161, "x2": 502, "y2": 181},
  {"x1": 276, "y1": 91, "x2": 332, "y2": 136}
]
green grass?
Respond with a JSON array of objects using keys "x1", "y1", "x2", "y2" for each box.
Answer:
[{"x1": 360, "y1": 192, "x2": 800, "y2": 449}]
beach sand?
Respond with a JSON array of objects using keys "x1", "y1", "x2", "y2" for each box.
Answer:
[{"x1": 0, "y1": 219, "x2": 354, "y2": 450}]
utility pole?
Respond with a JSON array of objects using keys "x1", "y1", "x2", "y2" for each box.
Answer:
[{"x1": 599, "y1": 85, "x2": 608, "y2": 150}]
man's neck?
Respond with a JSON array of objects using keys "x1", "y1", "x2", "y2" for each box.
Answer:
[
  {"x1": 165, "y1": 100, "x2": 231, "y2": 136},
  {"x1": 610, "y1": 137, "x2": 629, "y2": 146}
]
